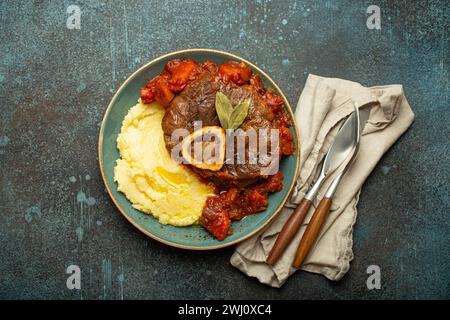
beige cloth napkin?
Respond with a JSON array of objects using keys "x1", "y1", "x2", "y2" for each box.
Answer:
[{"x1": 230, "y1": 74, "x2": 415, "y2": 288}]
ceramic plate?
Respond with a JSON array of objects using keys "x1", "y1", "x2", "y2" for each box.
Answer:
[{"x1": 98, "y1": 49, "x2": 300, "y2": 250}]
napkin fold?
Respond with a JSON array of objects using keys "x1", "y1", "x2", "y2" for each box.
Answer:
[{"x1": 230, "y1": 74, "x2": 415, "y2": 288}]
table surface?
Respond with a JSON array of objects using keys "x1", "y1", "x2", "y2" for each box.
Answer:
[{"x1": 0, "y1": 0, "x2": 448, "y2": 300}]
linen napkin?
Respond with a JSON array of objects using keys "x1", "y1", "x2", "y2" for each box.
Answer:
[{"x1": 230, "y1": 74, "x2": 415, "y2": 288}]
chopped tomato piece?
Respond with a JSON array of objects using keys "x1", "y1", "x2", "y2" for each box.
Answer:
[
  {"x1": 279, "y1": 127, "x2": 295, "y2": 155},
  {"x1": 250, "y1": 74, "x2": 265, "y2": 94},
  {"x1": 165, "y1": 59, "x2": 197, "y2": 77},
  {"x1": 154, "y1": 78, "x2": 175, "y2": 107},
  {"x1": 140, "y1": 77, "x2": 160, "y2": 104},
  {"x1": 265, "y1": 91, "x2": 284, "y2": 112},
  {"x1": 200, "y1": 196, "x2": 231, "y2": 241},
  {"x1": 140, "y1": 87, "x2": 155, "y2": 104},
  {"x1": 140, "y1": 75, "x2": 169, "y2": 104},
  {"x1": 246, "y1": 190, "x2": 268, "y2": 212},
  {"x1": 279, "y1": 127, "x2": 293, "y2": 141},
  {"x1": 218, "y1": 61, "x2": 252, "y2": 85},
  {"x1": 165, "y1": 59, "x2": 198, "y2": 93}
]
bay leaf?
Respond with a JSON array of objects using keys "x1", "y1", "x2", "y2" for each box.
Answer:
[
  {"x1": 215, "y1": 92, "x2": 233, "y2": 129},
  {"x1": 228, "y1": 99, "x2": 250, "y2": 129}
]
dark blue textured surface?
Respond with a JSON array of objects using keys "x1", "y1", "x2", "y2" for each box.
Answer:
[{"x1": 0, "y1": 0, "x2": 448, "y2": 299}]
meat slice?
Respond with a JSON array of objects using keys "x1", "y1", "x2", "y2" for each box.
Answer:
[
  {"x1": 161, "y1": 68, "x2": 279, "y2": 188},
  {"x1": 162, "y1": 72, "x2": 220, "y2": 151}
]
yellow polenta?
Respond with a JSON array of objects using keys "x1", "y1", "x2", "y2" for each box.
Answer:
[{"x1": 114, "y1": 101, "x2": 214, "y2": 226}]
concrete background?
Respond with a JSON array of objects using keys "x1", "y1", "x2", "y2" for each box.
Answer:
[{"x1": 0, "y1": 0, "x2": 448, "y2": 299}]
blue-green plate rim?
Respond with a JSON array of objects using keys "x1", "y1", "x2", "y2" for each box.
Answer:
[{"x1": 98, "y1": 48, "x2": 300, "y2": 250}]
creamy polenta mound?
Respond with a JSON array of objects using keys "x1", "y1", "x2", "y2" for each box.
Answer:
[{"x1": 114, "y1": 101, "x2": 215, "y2": 226}]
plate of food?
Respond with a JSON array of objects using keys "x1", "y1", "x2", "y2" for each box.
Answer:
[{"x1": 99, "y1": 49, "x2": 299, "y2": 250}]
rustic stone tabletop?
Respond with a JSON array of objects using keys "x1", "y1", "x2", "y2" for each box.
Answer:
[{"x1": 0, "y1": 0, "x2": 448, "y2": 299}]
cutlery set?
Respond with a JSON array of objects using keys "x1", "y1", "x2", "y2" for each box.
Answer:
[{"x1": 267, "y1": 103, "x2": 365, "y2": 268}]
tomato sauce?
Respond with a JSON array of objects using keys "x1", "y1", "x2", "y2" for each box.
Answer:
[{"x1": 141, "y1": 59, "x2": 294, "y2": 240}]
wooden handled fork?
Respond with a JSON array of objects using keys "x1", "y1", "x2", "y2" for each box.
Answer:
[{"x1": 292, "y1": 197, "x2": 332, "y2": 268}]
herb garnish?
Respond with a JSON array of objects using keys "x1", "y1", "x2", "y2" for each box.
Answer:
[{"x1": 215, "y1": 92, "x2": 250, "y2": 130}]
